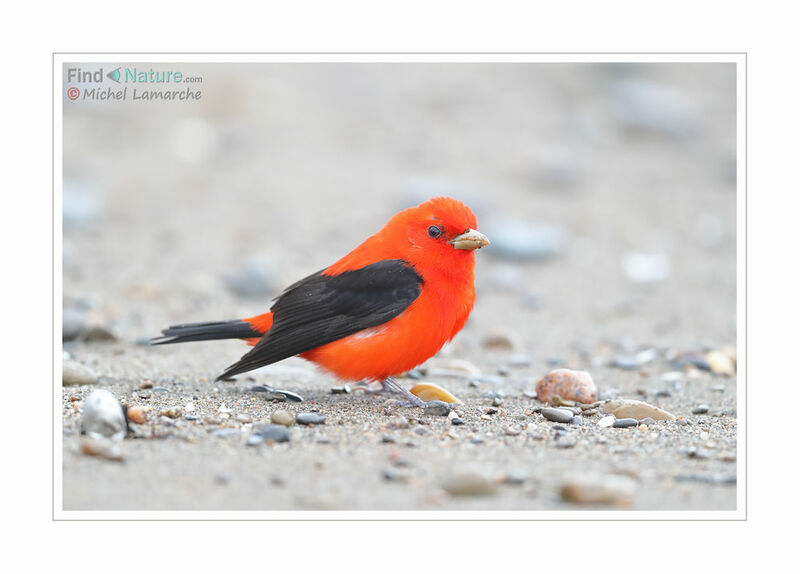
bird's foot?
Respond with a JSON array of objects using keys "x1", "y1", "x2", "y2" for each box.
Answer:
[{"x1": 380, "y1": 377, "x2": 428, "y2": 408}]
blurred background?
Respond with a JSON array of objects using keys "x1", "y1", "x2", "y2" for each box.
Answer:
[{"x1": 62, "y1": 62, "x2": 736, "y2": 376}]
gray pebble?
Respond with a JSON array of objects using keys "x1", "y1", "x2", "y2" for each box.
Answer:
[
  {"x1": 541, "y1": 407, "x2": 574, "y2": 423},
  {"x1": 210, "y1": 428, "x2": 242, "y2": 438},
  {"x1": 330, "y1": 385, "x2": 351, "y2": 394},
  {"x1": 613, "y1": 418, "x2": 639, "y2": 428},
  {"x1": 224, "y1": 258, "x2": 274, "y2": 298},
  {"x1": 442, "y1": 471, "x2": 498, "y2": 496},
  {"x1": 296, "y1": 412, "x2": 326, "y2": 425},
  {"x1": 451, "y1": 417, "x2": 464, "y2": 426},
  {"x1": 63, "y1": 360, "x2": 98, "y2": 386},
  {"x1": 424, "y1": 400, "x2": 451, "y2": 416},
  {"x1": 555, "y1": 435, "x2": 577, "y2": 448},
  {"x1": 62, "y1": 308, "x2": 87, "y2": 341},
  {"x1": 247, "y1": 424, "x2": 290, "y2": 445},
  {"x1": 640, "y1": 417, "x2": 656, "y2": 426},
  {"x1": 570, "y1": 416, "x2": 583, "y2": 426},
  {"x1": 692, "y1": 405, "x2": 710, "y2": 415}
]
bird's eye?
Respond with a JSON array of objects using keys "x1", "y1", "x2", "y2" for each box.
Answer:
[{"x1": 427, "y1": 225, "x2": 443, "y2": 239}]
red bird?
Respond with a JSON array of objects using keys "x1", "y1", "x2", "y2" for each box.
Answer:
[{"x1": 152, "y1": 197, "x2": 489, "y2": 406}]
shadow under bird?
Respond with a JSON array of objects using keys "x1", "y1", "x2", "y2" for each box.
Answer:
[{"x1": 152, "y1": 196, "x2": 489, "y2": 406}]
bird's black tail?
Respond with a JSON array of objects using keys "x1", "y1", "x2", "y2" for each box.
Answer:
[{"x1": 150, "y1": 320, "x2": 262, "y2": 345}]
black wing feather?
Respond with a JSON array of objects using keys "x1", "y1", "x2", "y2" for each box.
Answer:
[{"x1": 216, "y1": 259, "x2": 423, "y2": 380}]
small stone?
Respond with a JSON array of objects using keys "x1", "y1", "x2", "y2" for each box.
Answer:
[
  {"x1": 80, "y1": 437, "x2": 124, "y2": 461},
  {"x1": 63, "y1": 360, "x2": 98, "y2": 386},
  {"x1": 126, "y1": 406, "x2": 146, "y2": 425},
  {"x1": 613, "y1": 418, "x2": 639, "y2": 428},
  {"x1": 692, "y1": 405, "x2": 710, "y2": 415},
  {"x1": 81, "y1": 390, "x2": 126, "y2": 440},
  {"x1": 296, "y1": 412, "x2": 326, "y2": 425},
  {"x1": 225, "y1": 257, "x2": 274, "y2": 298},
  {"x1": 330, "y1": 385, "x2": 351, "y2": 394},
  {"x1": 381, "y1": 434, "x2": 396, "y2": 443},
  {"x1": 387, "y1": 415, "x2": 410, "y2": 429},
  {"x1": 570, "y1": 416, "x2": 583, "y2": 426},
  {"x1": 505, "y1": 425, "x2": 522, "y2": 436},
  {"x1": 138, "y1": 381, "x2": 153, "y2": 389},
  {"x1": 560, "y1": 474, "x2": 636, "y2": 506},
  {"x1": 270, "y1": 410, "x2": 295, "y2": 426},
  {"x1": 482, "y1": 332, "x2": 520, "y2": 351},
  {"x1": 640, "y1": 417, "x2": 656, "y2": 426},
  {"x1": 234, "y1": 413, "x2": 252, "y2": 424},
  {"x1": 442, "y1": 471, "x2": 498, "y2": 496},
  {"x1": 492, "y1": 396, "x2": 503, "y2": 407},
  {"x1": 211, "y1": 428, "x2": 242, "y2": 438},
  {"x1": 159, "y1": 407, "x2": 182, "y2": 419},
  {"x1": 598, "y1": 415, "x2": 616, "y2": 428},
  {"x1": 541, "y1": 407, "x2": 574, "y2": 423},
  {"x1": 621, "y1": 251, "x2": 671, "y2": 283},
  {"x1": 706, "y1": 350, "x2": 735, "y2": 376},
  {"x1": 247, "y1": 424, "x2": 290, "y2": 445},
  {"x1": 555, "y1": 435, "x2": 577, "y2": 448},
  {"x1": 536, "y1": 369, "x2": 598, "y2": 404},
  {"x1": 451, "y1": 417, "x2": 464, "y2": 426},
  {"x1": 424, "y1": 400, "x2": 451, "y2": 416}
]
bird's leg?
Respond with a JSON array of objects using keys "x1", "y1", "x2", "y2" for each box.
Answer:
[
  {"x1": 380, "y1": 377, "x2": 427, "y2": 407},
  {"x1": 351, "y1": 380, "x2": 385, "y2": 394}
]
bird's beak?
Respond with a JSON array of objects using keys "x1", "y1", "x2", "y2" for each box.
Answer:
[{"x1": 449, "y1": 229, "x2": 490, "y2": 251}]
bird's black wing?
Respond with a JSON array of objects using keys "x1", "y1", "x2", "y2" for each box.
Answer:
[{"x1": 216, "y1": 259, "x2": 423, "y2": 380}]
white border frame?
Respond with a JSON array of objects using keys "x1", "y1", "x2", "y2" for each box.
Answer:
[{"x1": 54, "y1": 52, "x2": 746, "y2": 521}]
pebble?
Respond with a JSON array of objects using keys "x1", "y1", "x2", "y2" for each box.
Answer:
[
  {"x1": 451, "y1": 417, "x2": 464, "y2": 426},
  {"x1": 600, "y1": 399, "x2": 677, "y2": 421},
  {"x1": 63, "y1": 360, "x2": 98, "y2": 386},
  {"x1": 504, "y1": 426, "x2": 522, "y2": 436},
  {"x1": 536, "y1": 369, "x2": 598, "y2": 404},
  {"x1": 296, "y1": 412, "x2": 326, "y2": 425},
  {"x1": 692, "y1": 405, "x2": 710, "y2": 415},
  {"x1": 484, "y1": 220, "x2": 567, "y2": 261},
  {"x1": 159, "y1": 407, "x2": 182, "y2": 419},
  {"x1": 555, "y1": 435, "x2": 577, "y2": 449},
  {"x1": 224, "y1": 257, "x2": 274, "y2": 298},
  {"x1": 569, "y1": 416, "x2": 583, "y2": 426},
  {"x1": 126, "y1": 406, "x2": 146, "y2": 425},
  {"x1": 387, "y1": 415, "x2": 410, "y2": 429},
  {"x1": 80, "y1": 437, "x2": 124, "y2": 461},
  {"x1": 62, "y1": 308, "x2": 87, "y2": 341},
  {"x1": 442, "y1": 471, "x2": 498, "y2": 496},
  {"x1": 234, "y1": 413, "x2": 253, "y2": 424},
  {"x1": 247, "y1": 424, "x2": 290, "y2": 445},
  {"x1": 621, "y1": 251, "x2": 671, "y2": 283},
  {"x1": 706, "y1": 350, "x2": 735, "y2": 376},
  {"x1": 211, "y1": 428, "x2": 242, "y2": 438},
  {"x1": 270, "y1": 410, "x2": 295, "y2": 426},
  {"x1": 541, "y1": 407, "x2": 574, "y2": 424},
  {"x1": 482, "y1": 332, "x2": 520, "y2": 351},
  {"x1": 598, "y1": 415, "x2": 616, "y2": 428},
  {"x1": 613, "y1": 418, "x2": 639, "y2": 428},
  {"x1": 560, "y1": 474, "x2": 636, "y2": 506},
  {"x1": 330, "y1": 385, "x2": 351, "y2": 394},
  {"x1": 424, "y1": 400, "x2": 451, "y2": 416},
  {"x1": 640, "y1": 417, "x2": 656, "y2": 426},
  {"x1": 80, "y1": 390, "x2": 126, "y2": 440}
]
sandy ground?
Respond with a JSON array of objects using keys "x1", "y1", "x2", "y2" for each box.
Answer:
[{"x1": 61, "y1": 62, "x2": 738, "y2": 511}]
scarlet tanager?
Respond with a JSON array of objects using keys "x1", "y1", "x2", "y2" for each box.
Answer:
[{"x1": 152, "y1": 196, "x2": 489, "y2": 406}]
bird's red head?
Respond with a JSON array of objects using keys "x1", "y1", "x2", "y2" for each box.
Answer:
[{"x1": 327, "y1": 196, "x2": 489, "y2": 278}]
